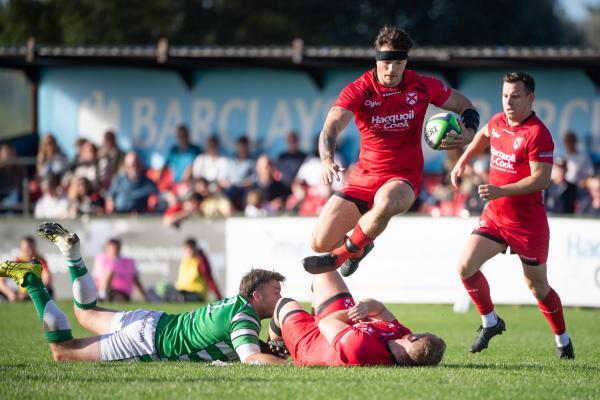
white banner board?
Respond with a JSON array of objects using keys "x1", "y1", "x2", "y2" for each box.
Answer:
[{"x1": 225, "y1": 216, "x2": 600, "y2": 307}]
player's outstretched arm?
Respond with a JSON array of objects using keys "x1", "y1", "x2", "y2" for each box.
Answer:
[
  {"x1": 439, "y1": 89, "x2": 479, "y2": 149},
  {"x1": 319, "y1": 106, "x2": 353, "y2": 185},
  {"x1": 450, "y1": 126, "x2": 490, "y2": 189}
]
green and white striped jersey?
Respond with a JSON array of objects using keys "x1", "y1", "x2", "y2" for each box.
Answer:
[{"x1": 155, "y1": 295, "x2": 261, "y2": 362}]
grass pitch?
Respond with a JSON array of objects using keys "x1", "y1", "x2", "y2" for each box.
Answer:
[{"x1": 0, "y1": 301, "x2": 598, "y2": 400}]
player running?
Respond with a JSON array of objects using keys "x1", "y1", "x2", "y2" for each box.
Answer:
[
  {"x1": 450, "y1": 72, "x2": 574, "y2": 359},
  {"x1": 301, "y1": 25, "x2": 480, "y2": 277},
  {"x1": 0, "y1": 222, "x2": 287, "y2": 364},
  {"x1": 269, "y1": 270, "x2": 445, "y2": 366}
]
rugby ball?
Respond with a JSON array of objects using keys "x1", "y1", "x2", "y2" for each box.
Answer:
[{"x1": 424, "y1": 113, "x2": 461, "y2": 150}]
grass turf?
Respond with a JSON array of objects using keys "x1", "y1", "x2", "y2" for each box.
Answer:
[{"x1": 0, "y1": 301, "x2": 598, "y2": 400}]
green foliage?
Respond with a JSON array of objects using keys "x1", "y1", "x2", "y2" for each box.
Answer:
[
  {"x1": 0, "y1": 0, "x2": 584, "y2": 46},
  {"x1": 0, "y1": 301, "x2": 599, "y2": 399}
]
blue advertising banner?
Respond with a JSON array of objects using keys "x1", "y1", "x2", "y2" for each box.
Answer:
[{"x1": 38, "y1": 67, "x2": 600, "y2": 172}]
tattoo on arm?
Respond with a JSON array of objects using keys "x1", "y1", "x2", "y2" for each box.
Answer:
[{"x1": 319, "y1": 130, "x2": 336, "y2": 162}]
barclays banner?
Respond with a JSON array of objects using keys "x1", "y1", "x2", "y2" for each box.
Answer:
[{"x1": 38, "y1": 67, "x2": 600, "y2": 172}]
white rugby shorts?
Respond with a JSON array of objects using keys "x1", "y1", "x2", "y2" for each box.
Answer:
[{"x1": 99, "y1": 309, "x2": 164, "y2": 361}]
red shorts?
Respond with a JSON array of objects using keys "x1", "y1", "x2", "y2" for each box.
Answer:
[
  {"x1": 281, "y1": 293, "x2": 355, "y2": 366},
  {"x1": 474, "y1": 208, "x2": 549, "y2": 265},
  {"x1": 337, "y1": 167, "x2": 421, "y2": 213}
]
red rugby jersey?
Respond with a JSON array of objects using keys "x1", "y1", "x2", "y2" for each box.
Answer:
[
  {"x1": 332, "y1": 319, "x2": 412, "y2": 366},
  {"x1": 486, "y1": 111, "x2": 554, "y2": 226},
  {"x1": 334, "y1": 69, "x2": 451, "y2": 176}
]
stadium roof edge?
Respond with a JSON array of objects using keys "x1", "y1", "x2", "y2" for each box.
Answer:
[
  {"x1": 0, "y1": 45, "x2": 599, "y2": 66},
  {"x1": 2, "y1": 44, "x2": 599, "y2": 89}
]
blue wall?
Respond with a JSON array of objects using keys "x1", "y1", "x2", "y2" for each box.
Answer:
[{"x1": 38, "y1": 66, "x2": 600, "y2": 172}]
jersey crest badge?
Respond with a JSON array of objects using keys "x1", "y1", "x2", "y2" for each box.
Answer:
[
  {"x1": 513, "y1": 137, "x2": 523, "y2": 150},
  {"x1": 406, "y1": 92, "x2": 418, "y2": 106}
]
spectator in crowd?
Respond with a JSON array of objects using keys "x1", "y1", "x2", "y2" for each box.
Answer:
[
  {"x1": 185, "y1": 136, "x2": 230, "y2": 187},
  {"x1": 246, "y1": 154, "x2": 290, "y2": 214},
  {"x1": 221, "y1": 136, "x2": 255, "y2": 209},
  {"x1": 15, "y1": 235, "x2": 53, "y2": 298},
  {"x1": 64, "y1": 140, "x2": 101, "y2": 196},
  {"x1": 36, "y1": 134, "x2": 68, "y2": 179},
  {"x1": 0, "y1": 143, "x2": 26, "y2": 212},
  {"x1": 285, "y1": 178, "x2": 328, "y2": 216},
  {"x1": 277, "y1": 131, "x2": 306, "y2": 186},
  {"x1": 577, "y1": 175, "x2": 600, "y2": 216},
  {"x1": 163, "y1": 192, "x2": 203, "y2": 228},
  {"x1": 244, "y1": 189, "x2": 267, "y2": 217},
  {"x1": 161, "y1": 124, "x2": 201, "y2": 183},
  {"x1": 34, "y1": 174, "x2": 70, "y2": 219},
  {"x1": 98, "y1": 130, "x2": 124, "y2": 189},
  {"x1": 463, "y1": 157, "x2": 489, "y2": 215},
  {"x1": 433, "y1": 148, "x2": 464, "y2": 203},
  {"x1": 68, "y1": 176, "x2": 104, "y2": 217},
  {"x1": 106, "y1": 151, "x2": 158, "y2": 214},
  {"x1": 164, "y1": 177, "x2": 233, "y2": 223},
  {"x1": 0, "y1": 277, "x2": 18, "y2": 302},
  {"x1": 93, "y1": 238, "x2": 148, "y2": 302},
  {"x1": 0, "y1": 235, "x2": 53, "y2": 302},
  {"x1": 174, "y1": 238, "x2": 222, "y2": 302},
  {"x1": 563, "y1": 131, "x2": 594, "y2": 186},
  {"x1": 73, "y1": 138, "x2": 89, "y2": 163},
  {"x1": 544, "y1": 158, "x2": 578, "y2": 215}
]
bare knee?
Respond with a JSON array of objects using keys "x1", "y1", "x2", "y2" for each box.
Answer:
[
  {"x1": 457, "y1": 257, "x2": 480, "y2": 280},
  {"x1": 526, "y1": 280, "x2": 549, "y2": 300},
  {"x1": 310, "y1": 235, "x2": 339, "y2": 253}
]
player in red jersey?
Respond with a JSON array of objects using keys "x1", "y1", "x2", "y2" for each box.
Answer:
[
  {"x1": 450, "y1": 72, "x2": 574, "y2": 359},
  {"x1": 268, "y1": 270, "x2": 446, "y2": 367},
  {"x1": 301, "y1": 25, "x2": 480, "y2": 276}
]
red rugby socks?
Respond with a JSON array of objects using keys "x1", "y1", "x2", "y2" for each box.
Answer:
[
  {"x1": 537, "y1": 288, "x2": 566, "y2": 335},
  {"x1": 461, "y1": 270, "x2": 494, "y2": 316},
  {"x1": 331, "y1": 225, "x2": 373, "y2": 266}
]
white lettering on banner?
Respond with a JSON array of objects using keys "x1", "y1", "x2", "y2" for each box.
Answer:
[
  {"x1": 593, "y1": 100, "x2": 600, "y2": 153},
  {"x1": 77, "y1": 91, "x2": 121, "y2": 143},
  {"x1": 295, "y1": 98, "x2": 323, "y2": 139},
  {"x1": 191, "y1": 99, "x2": 216, "y2": 145},
  {"x1": 566, "y1": 235, "x2": 600, "y2": 259},
  {"x1": 132, "y1": 98, "x2": 158, "y2": 147},
  {"x1": 247, "y1": 99, "x2": 259, "y2": 145},
  {"x1": 265, "y1": 99, "x2": 293, "y2": 147},
  {"x1": 218, "y1": 98, "x2": 247, "y2": 150},
  {"x1": 159, "y1": 99, "x2": 184, "y2": 148},
  {"x1": 471, "y1": 99, "x2": 491, "y2": 125},
  {"x1": 533, "y1": 100, "x2": 556, "y2": 128},
  {"x1": 559, "y1": 99, "x2": 588, "y2": 138}
]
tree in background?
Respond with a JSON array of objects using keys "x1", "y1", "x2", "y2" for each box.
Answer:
[{"x1": 0, "y1": 0, "x2": 585, "y2": 46}]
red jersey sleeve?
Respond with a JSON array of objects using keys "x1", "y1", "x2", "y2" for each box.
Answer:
[
  {"x1": 334, "y1": 81, "x2": 363, "y2": 114},
  {"x1": 419, "y1": 74, "x2": 451, "y2": 107},
  {"x1": 527, "y1": 126, "x2": 554, "y2": 164},
  {"x1": 332, "y1": 327, "x2": 392, "y2": 365},
  {"x1": 391, "y1": 319, "x2": 412, "y2": 337}
]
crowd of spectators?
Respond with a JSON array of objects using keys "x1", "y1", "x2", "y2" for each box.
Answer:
[{"x1": 0, "y1": 125, "x2": 598, "y2": 221}]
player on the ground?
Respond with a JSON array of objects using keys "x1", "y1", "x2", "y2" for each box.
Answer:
[
  {"x1": 450, "y1": 72, "x2": 574, "y2": 359},
  {"x1": 0, "y1": 222, "x2": 287, "y2": 364},
  {"x1": 301, "y1": 25, "x2": 479, "y2": 276},
  {"x1": 269, "y1": 270, "x2": 445, "y2": 366}
]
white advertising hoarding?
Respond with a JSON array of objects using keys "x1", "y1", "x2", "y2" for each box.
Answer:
[{"x1": 225, "y1": 216, "x2": 600, "y2": 307}]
